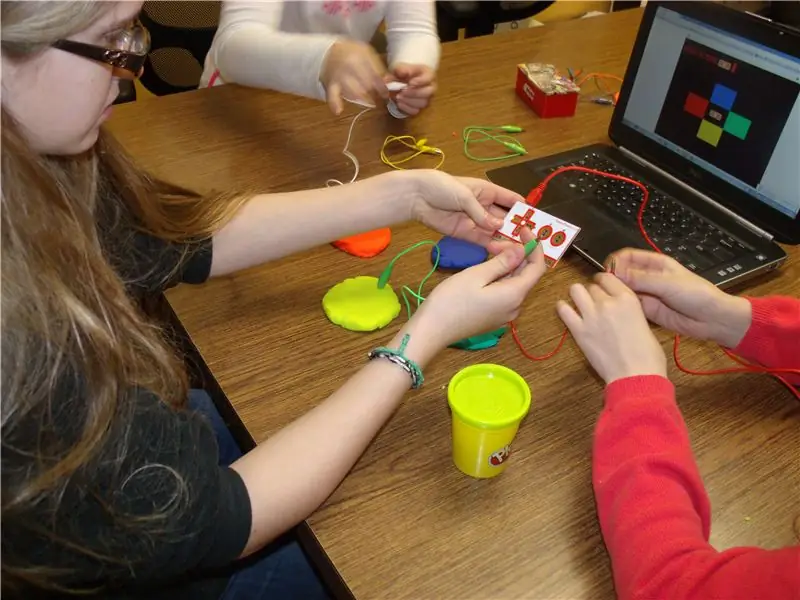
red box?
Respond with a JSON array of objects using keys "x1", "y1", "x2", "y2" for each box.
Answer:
[{"x1": 515, "y1": 66, "x2": 578, "y2": 118}]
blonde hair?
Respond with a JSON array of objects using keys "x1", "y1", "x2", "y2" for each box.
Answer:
[{"x1": 1, "y1": 1, "x2": 249, "y2": 594}]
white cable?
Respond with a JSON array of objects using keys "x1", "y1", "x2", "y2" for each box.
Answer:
[
  {"x1": 326, "y1": 101, "x2": 373, "y2": 187},
  {"x1": 326, "y1": 84, "x2": 409, "y2": 187}
]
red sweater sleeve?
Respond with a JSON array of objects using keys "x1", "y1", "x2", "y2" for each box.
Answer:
[
  {"x1": 732, "y1": 296, "x2": 800, "y2": 386},
  {"x1": 594, "y1": 376, "x2": 800, "y2": 600}
]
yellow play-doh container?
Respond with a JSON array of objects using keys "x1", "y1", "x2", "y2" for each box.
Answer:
[{"x1": 447, "y1": 364, "x2": 531, "y2": 479}]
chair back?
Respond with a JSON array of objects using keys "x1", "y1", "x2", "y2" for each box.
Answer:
[{"x1": 139, "y1": 1, "x2": 221, "y2": 95}]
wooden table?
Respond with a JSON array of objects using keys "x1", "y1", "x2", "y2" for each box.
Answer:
[{"x1": 108, "y1": 9, "x2": 800, "y2": 599}]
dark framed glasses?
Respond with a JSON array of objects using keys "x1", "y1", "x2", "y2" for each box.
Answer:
[{"x1": 52, "y1": 20, "x2": 150, "y2": 79}]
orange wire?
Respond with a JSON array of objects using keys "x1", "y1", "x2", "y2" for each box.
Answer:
[
  {"x1": 509, "y1": 167, "x2": 799, "y2": 400},
  {"x1": 575, "y1": 72, "x2": 624, "y2": 86},
  {"x1": 575, "y1": 72, "x2": 623, "y2": 104}
]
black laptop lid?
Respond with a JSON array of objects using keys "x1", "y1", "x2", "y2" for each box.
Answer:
[{"x1": 609, "y1": 1, "x2": 800, "y2": 244}]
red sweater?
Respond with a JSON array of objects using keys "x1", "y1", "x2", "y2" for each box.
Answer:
[{"x1": 595, "y1": 296, "x2": 800, "y2": 600}]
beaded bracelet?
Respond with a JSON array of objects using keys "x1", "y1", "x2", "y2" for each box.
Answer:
[{"x1": 367, "y1": 334, "x2": 424, "y2": 389}]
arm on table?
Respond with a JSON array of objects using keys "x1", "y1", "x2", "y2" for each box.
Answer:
[
  {"x1": 212, "y1": 0, "x2": 337, "y2": 100},
  {"x1": 385, "y1": 0, "x2": 441, "y2": 71},
  {"x1": 230, "y1": 321, "x2": 439, "y2": 557},
  {"x1": 732, "y1": 296, "x2": 800, "y2": 386},
  {"x1": 209, "y1": 171, "x2": 414, "y2": 277},
  {"x1": 594, "y1": 375, "x2": 800, "y2": 600}
]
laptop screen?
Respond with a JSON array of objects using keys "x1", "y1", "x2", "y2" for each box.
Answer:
[{"x1": 621, "y1": 6, "x2": 800, "y2": 219}]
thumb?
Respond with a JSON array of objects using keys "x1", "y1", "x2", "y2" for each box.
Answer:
[{"x1": 469, "y1": 244, "x2": 525, "y2": 285}]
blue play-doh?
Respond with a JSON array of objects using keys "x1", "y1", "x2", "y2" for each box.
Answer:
[
  {"x1": 450, "y1": 326, "x2": 508, "y2": 351},
  {"x1": 432, "y1": 236, "x2": 488, "y2": 271}
]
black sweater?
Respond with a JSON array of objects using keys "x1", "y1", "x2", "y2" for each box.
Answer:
[{"x1": 2, "y1": 228, "x2": 252, "y2": 599}]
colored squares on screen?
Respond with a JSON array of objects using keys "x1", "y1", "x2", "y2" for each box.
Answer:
[
  {"x1": 723, "y1": 111, "x2": 751, "y2": 140},
  {"x1": 710, "y1": 83, "x2": 736, "y2": 110},
  {"x1": 684, "y1": 92, "x2": 708, "y2": 119},
  {"x1": 684, "y1": 84, "x2": 750, "y2": 147},
  {"x1": 697, "y1": 120, "x2": 723, "y2": 147}
]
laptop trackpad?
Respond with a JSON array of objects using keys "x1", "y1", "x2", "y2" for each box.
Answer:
[
  {"x1": 541, "y1": 199, "x2": 615, "y2": 240},
  {"x1": 544, "y1": 199, "x2": 646, "y2": 263}
]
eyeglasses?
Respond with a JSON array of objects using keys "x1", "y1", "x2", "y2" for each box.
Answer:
[{"x1": 51, "y1": 20, "x2": 150, "y2": 80}]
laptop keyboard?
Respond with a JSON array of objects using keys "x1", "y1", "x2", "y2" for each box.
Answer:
[{"x1": 543, "y1": 153, "x2": 752, "y2": 272}]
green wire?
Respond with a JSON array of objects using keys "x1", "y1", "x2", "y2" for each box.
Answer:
[
  {"x1": 377, "y1": 240, "x2": 440, "y2": 320},
  {"x1": 462, "y1": 126, "x2": 527, "y2": 162}
]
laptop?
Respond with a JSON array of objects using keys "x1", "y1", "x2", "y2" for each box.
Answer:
[{"x1": 486, "y1": 1, "x2": 800, "y2": 288}]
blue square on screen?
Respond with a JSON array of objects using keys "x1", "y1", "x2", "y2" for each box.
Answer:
[{"x1": 710, "y1": 84, "x2": 736, "y2": 110}]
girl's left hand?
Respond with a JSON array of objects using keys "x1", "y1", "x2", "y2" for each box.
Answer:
[
  {"x1": 388, "y1": 63, "x2": 436, "y2": 115},
  {"x1": 556, "y1": 273, "x2": 668, "y2": 385},
  {"x1": 410, "y1": 170, "x2": 523, "y2": 254}
]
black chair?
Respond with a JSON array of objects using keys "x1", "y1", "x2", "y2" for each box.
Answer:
[
  {"x1": 138, "y1": 1, "x2": 221, "y2": 96},
  {"x1": 114, "y1": 79, "x2": 137, "y2": 104},
  {"x1": 437, "y1": 1, "x2": 556, "y2": 42}
]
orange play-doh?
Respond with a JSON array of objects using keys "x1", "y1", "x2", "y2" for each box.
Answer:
[{"x1": 332, "y1": 228, "x2": 392, "y2": 258}]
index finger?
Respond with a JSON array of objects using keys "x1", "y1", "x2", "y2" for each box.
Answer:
[
  {"x1": 364, "y1": 52, "x2": 389, "y2": 98},
  {"x1": 398, "y1": 84, "x2": 435, "y2": 100},
  {"x1": 593, "y1": 272, "x2": 636, "y2": 297},
  {"x1": 409, "y1": 69, "x2": 434, "y2": 86}
]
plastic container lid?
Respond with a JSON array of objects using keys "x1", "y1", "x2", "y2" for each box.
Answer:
[{"x1": 448, "y1": 364, "x2": 531, "y2": 429}]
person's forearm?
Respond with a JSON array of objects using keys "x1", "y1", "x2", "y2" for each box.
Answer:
[
  {"x1": 731, "y1": 296, "x2": 800, "y2": 385},
  {"x1": 386, "y1": 0, "x2": 441, "y2": 70},
  {"x1": 215, "y1": 27, "x2": 337, "y2": 99},
  {"x1": 210, "y1": 171, "x2": 417, "y2": 276},
  {"x1": 596, "y1": 376, "x2": 800, "y2": 599},
  {"x1": 230, "y1": 320, "x2": 439, "y2": 556},
  {"x1": 212, "y1": 1, "x2": 337, "y2": 99}
]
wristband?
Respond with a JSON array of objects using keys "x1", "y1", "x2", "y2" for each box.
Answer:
[{"x1": 368, "y1": 334, "x2": 424, "y2": 389}]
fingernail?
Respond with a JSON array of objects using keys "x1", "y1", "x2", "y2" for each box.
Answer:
[
  {"x1": 524, "y1": 239, "x2": 538, "y2": 257},
  {"x1": 607, "y1": 258, "x2": 616, "y2": 274}
]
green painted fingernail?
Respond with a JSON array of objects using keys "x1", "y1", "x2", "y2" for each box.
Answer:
[{"x1": 524, "y1": 239, "x2": 538, "y2": 257}]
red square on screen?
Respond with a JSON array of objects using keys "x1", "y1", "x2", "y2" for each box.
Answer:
[{"x1": 684, "y1": 92, "x2": 708, "y2": 119}]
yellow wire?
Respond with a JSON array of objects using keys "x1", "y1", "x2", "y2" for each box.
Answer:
[{"x1": 380, "y1": 135, "x2": 445, "y2": 170}]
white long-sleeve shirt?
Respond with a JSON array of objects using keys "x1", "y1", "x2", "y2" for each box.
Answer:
[{"x1": 200, "y1": 0, "x2": 440, "y2": 101}]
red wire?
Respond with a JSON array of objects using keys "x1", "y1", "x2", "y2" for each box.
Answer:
[
  {"x1": 673, "y1": 336, "x2": 800, "y2": 400},
  {"x1": 509, "y1": 321, "x2": 569, "y2": 361},
  {"x1": 526, "y1": 165, "x2": 659, "y2": 253},
  {"x1": 510, "y1": 166, "x2": 798, "y2": 399}
]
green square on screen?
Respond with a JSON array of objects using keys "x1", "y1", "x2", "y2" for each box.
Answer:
[
  {"x1": 724, "y1": 112, "x2": 751, "y2": 139},
  {"x1": 697, "y1": 120, "x2": 723, "y2": 147}
]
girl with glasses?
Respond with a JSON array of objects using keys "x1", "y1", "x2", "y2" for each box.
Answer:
[{"x1": 1, "y1": 1, "x2": 544, "y2": 598}]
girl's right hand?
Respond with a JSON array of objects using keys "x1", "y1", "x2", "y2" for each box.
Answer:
[
  {"x1": 320, "y1": 40, "x2": 388, "y2": 115},
  {"x1": 410, "y1": 230, "x2": 547, "y2": 351},
  {"x1": 608, "y1": 248, "x2": 752, "y2": 348}
]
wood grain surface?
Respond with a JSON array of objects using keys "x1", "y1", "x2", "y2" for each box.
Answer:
[{"x1": 107, "y1": 9, "x2": 800, "y2": 599}]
